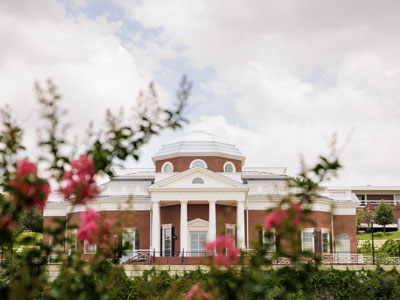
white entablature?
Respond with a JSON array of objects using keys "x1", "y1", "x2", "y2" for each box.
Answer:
[{"x1": 148, "y1": 166, "x2": 248, "y2": 202}]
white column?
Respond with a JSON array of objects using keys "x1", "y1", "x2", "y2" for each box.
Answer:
[
  {"x1": 180, "y1": 200, "x2": 188, "y2": 255},
  {"x1": 208, "y1": 200, "x2": 216, "y2": 242},
  {"x1": 151, "y1": 200, "x2": 160, "y2": 256},
  {"x1": 236, "y1": 200, "x2": 245, "y2": 249}
]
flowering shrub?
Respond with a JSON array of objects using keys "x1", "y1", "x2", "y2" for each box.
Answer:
[
  {"x1": 7, "y1": 158, "x2": 51, "y2": 211},
  {"x1": 0, "y1": 78, "x2": 191, "y2": 299},
  {"x1": 205, "y1": 236, "x2": 239, "y2": 268},
  {"x1": 263, "y1": 202, "x2": 302, "y2": 231},
  {"x1": 185, "y1": 283, "x2": 211, "y2": 300},
  {"x1": 0, "y1": 79, "x2": 350, "y2": 300},
  {"x1": 78, "y1": 208, "x2": 112, "y2": 249},
  {"x1": 60, "y1": 155, "x2": 98, "y2": 205}
]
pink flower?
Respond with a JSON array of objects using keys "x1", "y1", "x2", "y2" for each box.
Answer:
[
  {"x1": 185, "y1": 284, "x2": 210, "y2": 300},
  {"x1": 77, "y1": 208, "x2": 112, "y2": 249},
  {"x1": 205, "y1": 236, "x2": 239, "y2": 268},
  {"x1": 61, "y1": 155, "x2": 98, "y2": 205},
  {"x1": 263, "y1": 209, "x2": 287, "y2": 230},
  {"x1": 0, "y1": 214, "x2": 14, "y2": 230},
  {"x1": 8, "y1": 159, "x2": 51, "y2": 211},
  {"x1": 16, "y1": 158, "x2": 37, "y2": 178}
]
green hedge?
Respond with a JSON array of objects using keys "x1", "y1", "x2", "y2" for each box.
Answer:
[{"x1": 95, "y1": 266, "x2": 400, "y2": 300}]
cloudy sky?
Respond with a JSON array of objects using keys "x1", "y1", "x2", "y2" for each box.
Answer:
[{"x1": 1, "y1": 0, "x2": 400, "y2": 185}]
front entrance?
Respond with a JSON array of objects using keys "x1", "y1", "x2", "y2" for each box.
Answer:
[{"x1": 190, "y1": 232, "x2": 207, "y2": 256}]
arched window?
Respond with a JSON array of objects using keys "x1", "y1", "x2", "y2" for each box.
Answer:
[
  {"x1": 161, "y1": 162, "x2": 173, "y2": 173},
  {"x1": 190, "y1": 159, "x2": 207, "y2": 169},
  {"x1": 335, "y1": 233, "x2": 350, "y2": 253},
  {"x1": 224, "y1": 161, "x2": 235, "y2": 173},
  {"x1": 192, "y1": 177, "x2": 204, "y2": 184}
]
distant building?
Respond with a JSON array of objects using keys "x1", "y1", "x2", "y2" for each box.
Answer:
[
  {"x1": 44, "y1": 131, "x2": 360, "y2": 263},
  {"x1": 329, "y1": 186, "x2": 400, "y2": 230}
]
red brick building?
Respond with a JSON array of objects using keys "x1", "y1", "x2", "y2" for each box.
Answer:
[{"x1": 44, "y1": 131, "x2": 359, "y2": 262}]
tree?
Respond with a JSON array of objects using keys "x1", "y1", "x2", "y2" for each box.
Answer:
[
  {"x1": 18, "y1": 207, "x2": 43, "y2": 233},
  {"x1": 356, "y1": 207, "x2": 374, "y2": 232},
  {"x1": 375, "y1": 200, "x2": 395, "y2": 234}
]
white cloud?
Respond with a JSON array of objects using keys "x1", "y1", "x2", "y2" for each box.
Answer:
[
  {"x1": 0, "y1": 0, "x2": 148, "y2": 158},
  {"x1": 117, "y1": 0, "x2": 400, "y2": 185}
]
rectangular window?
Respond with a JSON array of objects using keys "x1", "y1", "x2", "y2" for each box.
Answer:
[
  {"x1": 190, "y1": 232, "x2": 207, "y2": 257},
  {"x1": 395, "y1": 195, "x2": 400, "y2": 205},
  {"x1": 301, "y1": 230, "x2": 314, "y2": 252},
  {"x1": 225, "y1": 224, "x2": 236, "y2": 246},
  {"x1": 84, "y1": 240, "x2": 97, "y2": 254},
  {"x1": 262, "y1": 229, "x2": 276, "y2": 252},
  {"x1": 321, "y1": 230, "x2": 330, "y2": 254},
  {"x1": 122, "y1": 228, "x2": 136, "y2": 260},
  {"x1": 67, "y1": 229, "x2": 77, "y2": 255},
  {"x1": 356, "y1": 194, "x2": 366, "y2": 206},
  {"x1": 162, "y1": 225, "x2": 172, "y2": 257}
]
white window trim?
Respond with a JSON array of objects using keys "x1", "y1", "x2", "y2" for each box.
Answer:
[
  {"x1": 321, "y1": 228, "x2": 330, "y2": 254},
  {"x1": 162, "y1": 224, "x2": 172, "y2": 256},
  {"x1": 161, "y1": 162, "x2": 173, "y2": 173},
  {"x1": 301, "y1": 228, "x2": 315, "y2": 253},
  {"x1": 83, "y1": 240, "x2": 97, "y2": 254},
  {"x1": 225, "y1": 223, "x2": 236, "y2": 246},
  {"x1": 262, "y1": 228, "x2": 276, "y2": 252},
  {"x1": 223, "y1": 161, "x2": 236, "y2": 173},
  {"x1": 188, "y1": 231, "x2": 207, "y2": 255},
  {"x1": 66, "y1": 229, "x2": 77, "y2": 255},
  {"x1": 189, "y1": 159, "x2": 208, "y2": 169},
  {"x1": 122, "y1": 228, "x2": 136, "y2": 250}
]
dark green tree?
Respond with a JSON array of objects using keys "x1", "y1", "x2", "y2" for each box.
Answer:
[
  {"x1": 375, "y1": 200, "x2": 395, "y2": 234},
  {"x1": 18, "y1": 207, "x2": 43, "y2": 233}
]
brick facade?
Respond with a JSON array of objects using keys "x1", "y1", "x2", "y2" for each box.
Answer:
[{"x1": 155, "y1": 156, "x2": 242, "y2": 173}]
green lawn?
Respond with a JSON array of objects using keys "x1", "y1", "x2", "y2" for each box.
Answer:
[
  {"x1": 14, "y1": 232, "x2": 43, "y2": 248},
  {"x1": 357, "y1": 231, "x2": 400, "y2": 240}
]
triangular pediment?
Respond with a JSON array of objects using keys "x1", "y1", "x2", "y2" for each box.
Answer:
[
  {"x1": 187, "y1": 218, "x2": 209, "y2": 227},
  {"x1": 148, "y1": 166, "x2": 248, "y2": 191}
]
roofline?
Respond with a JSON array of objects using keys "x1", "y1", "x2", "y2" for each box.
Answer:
[{"x1": 327, "y1": 186, "x2": 400, "y2": 191}]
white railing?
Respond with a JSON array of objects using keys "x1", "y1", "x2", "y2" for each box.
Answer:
[
  {"x1": 247, "y1": 180, "x2": 288, "y2": 195},
  {"x1": 242, "y1": 167, "x2": 287, "y2": 177},
  {"x1": 48, "y1": 191, "x2": 65, "y2": 203},
  {"x1": 112, "y1": 168, "x2": 155, "y2": 177},
  {"x1": 101, "y1": 181, "x2": 151, "y2": 196}
]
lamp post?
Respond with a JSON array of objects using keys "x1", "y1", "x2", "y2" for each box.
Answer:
[{"x1": 371, "y1": 215, "x2": 375, "y2": 265}]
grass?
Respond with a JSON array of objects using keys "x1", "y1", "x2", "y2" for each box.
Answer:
[
  {"x1": 357, "y1": 231, "x2": 400, "y2": 240},
  {"x1": 14, "y1": 232, "x2": 43, "y2": 249}
]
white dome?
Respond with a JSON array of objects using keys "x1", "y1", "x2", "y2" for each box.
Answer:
[{"x1": 152, "y1": 130, "x2": 245, "y2": 162}]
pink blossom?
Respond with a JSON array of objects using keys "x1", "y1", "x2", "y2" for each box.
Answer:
[
  {"x1": 185, "y1": 284, "x2": 210, "y2": 300},
  {"x1": 61, "y1": 155, "x2": 98, "y2": 205},
  {"x1": 205, "y1": 236, "x2": 239, "y2": 268},
  {"x1": 0, "y1": 214, "x2": 14, "y2": 230},
  {"x1": 8, "y1": 159, "x2": 51, "y2": 211},
  {"x1": 263, "y1": 209, "x2": 287, "y2": 230},
  {"x1": 16, "y1": 158, "x2": 37, "y2": 178},
  {"x1": 77, "y1": 208, "x2": 112, "y2": 249},
  {"x1": 77, "y1": 208, "x2": 99, "y2": 244}
]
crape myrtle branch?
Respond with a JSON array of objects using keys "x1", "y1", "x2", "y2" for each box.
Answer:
[
  {"x1": 34, "y1": 76, "x2": 191, "y2": 179},
  {"x1": 0, "y1": 106, "x2": 25, "y2": 183},
  {"x1": 88, "y1": 76, "x2": 191, "y2": 176}
]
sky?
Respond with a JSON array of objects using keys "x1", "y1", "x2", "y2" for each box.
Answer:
[{"x1": 1, "y1": 0, "x2": 400, "y2": 186}]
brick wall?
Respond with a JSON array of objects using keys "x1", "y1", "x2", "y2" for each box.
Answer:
[
  {"x1": 160, "y1": 205, "x2": 180, "y2": 252},
  {"x1": 155, "y1": 156, "x2": 242, "y2": 173},
  {"x1": 333, "y1": 215, "x2": 357, "y2": 252}
]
